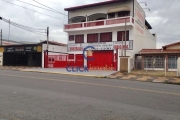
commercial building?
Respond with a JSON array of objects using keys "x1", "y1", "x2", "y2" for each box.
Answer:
[
  {"x1": 0, "y1": 41, "x2": 67, "y2": 67},
  {"x1": 64, "y1": 0, "x2": 156, "y2": 71}
]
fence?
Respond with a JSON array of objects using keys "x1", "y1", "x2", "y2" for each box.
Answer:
[{"x1": 134, "y1": 56, "x2": 178, "y2": 71}]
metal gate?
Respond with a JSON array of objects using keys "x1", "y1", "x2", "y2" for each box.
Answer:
[
  {"x1": 45, "y1": 52, "x2": 84, "y2": 68},
  {"x1": 87, "y1": 50, "x2": 117, "y2": 71}
]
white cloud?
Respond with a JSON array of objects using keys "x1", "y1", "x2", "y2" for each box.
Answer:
[{"x1": 0, "y1": 0, "x2": 180, "y2": 47}]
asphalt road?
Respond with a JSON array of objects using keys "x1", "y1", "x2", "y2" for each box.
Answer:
[{"x1": 0, "y1": 69, "x2": 180, "y2": 120}]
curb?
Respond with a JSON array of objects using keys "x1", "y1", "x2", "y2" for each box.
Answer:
[{"x1": 20, "y1": 69, "x2": 106, "y2": 78}]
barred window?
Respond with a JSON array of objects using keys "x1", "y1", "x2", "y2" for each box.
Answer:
[
  {"x1": 87, "y1": 33, "x2": 98, "y2": 43},
  {"x1": 100, "y1": 32, "x2": 112, "y2": 42},
  {"x1": 75, "y1": 35, "x2": 84, "y2": 43},
  {"x1": 117, "y1": 31, "x2": 129, "y2": 41},
  {"x1": 69, "y1": 35, "x2": 74, "y2": 41},
  {"x1": 118, "y1": 11, "x2": 130, "y2": 17}
]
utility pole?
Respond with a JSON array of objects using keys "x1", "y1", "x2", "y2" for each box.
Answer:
[
  {"x1": 124, "y1": 18, "x2": 127, "y2": 56},
  {"x1": 46, "y1": 27, "x2": 49, "y2": 53},
  {"x1": 121, "y1": 33, "x2": 124, "y2": 56},
  {"x1": 1, "y1": 29, "x2": 2, "y2": 46}
]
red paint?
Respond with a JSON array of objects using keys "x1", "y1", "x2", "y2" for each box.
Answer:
[
  {"x1": 106, "y1": 17, "x2": 130, "y2": 25},
  {"x1": 87, "y1": 51, "x2": 116, "y2": 70},
  {"x1": 84, "y1": 20, "x2": 104, "y2": 27},
  {"x1": 65, "y1": 23, "x2": 82, "y2": 29},
  {"x1": 46, "y1": 54, "x2": 84, "y2": 68}
]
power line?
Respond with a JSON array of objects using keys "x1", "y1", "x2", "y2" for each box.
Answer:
[
  {"x1": 1, "y1": 0, "x2": 66, "y2": 21},
  {"x1": 2, "y1": 17, "x2": 46, "y2": 31},
  {"x1": 9, "y1": 0, "x2": 67, "y2": 15},
  {"x1": 0, "y1": 17, "x2": 46, "y2": 36},
  {"x1": 32, "y1": 0, "x2": 67, "y2": 16}
]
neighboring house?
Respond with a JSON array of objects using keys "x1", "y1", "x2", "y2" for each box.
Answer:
[
  {"x1": 0, "y1": 40, "x2": 67, "y2": 67},
  {"x1": 64, "y1": 0, "x2": 156, "y2": 71},
  {"x1": 1, "y1": 39, "x2": 23, "y2": 45},
  {"x1": 137, "y1": 41, "x2": 180, "y2": 71}
]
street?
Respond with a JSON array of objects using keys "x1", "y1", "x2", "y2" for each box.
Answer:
[{"x1": 0, "y1": 69, "x2": 180, "y2": 120}]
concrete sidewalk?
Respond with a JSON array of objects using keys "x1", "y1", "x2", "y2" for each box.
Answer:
[{"x1": 21, "y1": 68, "x2": 116, "y2": 77}]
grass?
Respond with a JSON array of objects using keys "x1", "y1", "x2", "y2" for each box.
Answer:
[{"x1": 130, "y1": 70, "x2": 178, "y2": 77}]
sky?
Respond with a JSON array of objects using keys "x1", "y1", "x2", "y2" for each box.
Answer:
[{"x1": 0, "y1": 0, "x2": 180, "y2": 48}]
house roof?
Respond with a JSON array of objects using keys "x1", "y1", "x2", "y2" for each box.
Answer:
[
  {"x1": 162, "y1": 41, "x2": 180, "y2": 49},
  {"x1": 145, "y1": 20, "x2": 152, "y2": 29},
  {"x1": 40, "y1": 41, "x2": 67, "y2": 46},
  {"x1": 140, "y1": 49, "x2": 180, "y2": 54},
  {"x1": 64, "y1": 0, "x2": 131, "y2": 11}
]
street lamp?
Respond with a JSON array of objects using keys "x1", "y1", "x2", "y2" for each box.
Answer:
[
  {"x1": 143, "y1": 8, "x2": 150, "y2": 11},
  {"x1": 139, "y1": 2, "x2": 147, "y2": 6}
]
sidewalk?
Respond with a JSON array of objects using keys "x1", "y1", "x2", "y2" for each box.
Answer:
[
  {"x1": 0, "y1": 66, "x2": 40, "y2": 70},
  {"x1": 21, "y1": 68, "x2": 116, "y2": 78},
  {"x1": 107, "y1": 71, "x2": 180, "y2": 85}
]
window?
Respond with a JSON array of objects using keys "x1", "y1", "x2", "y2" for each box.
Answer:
[
  {"x1": 108, "y1": 13, "x2": 115, "y2": 19},
  {"x1": 168, "y1": 56, "x2": 178, "y2": 69},
  {"x1": 69, "y1": 35, "x2": 74, "y2": 41},
  {"x1": 117, "y1": 31, "x2": 129, "y2": 41},
  {"x1": 100, "y1": 32, "x2": 112, "y2": 42},
  {"x1": 118, "y1": 11, "x2": 130, "y2": 17},
  {"x1": 87, "y1": 33, "x2": 98, "y2": 43},
  {"x1": 75, "y1": 35, "x2": 84, "y2": 43}
]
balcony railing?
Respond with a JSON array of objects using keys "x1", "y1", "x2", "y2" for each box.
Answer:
[{"x1": 64, "y1": 16, "x2": 134, "y2": 30}]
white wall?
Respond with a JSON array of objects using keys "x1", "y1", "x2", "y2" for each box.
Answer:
[
  {"x1": 69, "y1": 1, "x2": 133, "y2": 19},
  {"x1": 0, "y1": 52, "x2": 3, "y2": 66},
  {"x1": 42, "y1": 44, "x2": 68, "y2": 68}
]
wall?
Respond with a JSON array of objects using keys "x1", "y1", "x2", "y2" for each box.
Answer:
[
  {"x1": 42, "y1": 44, "x2": 68, "y2": 68},
  {"x1": 132, "y1": 0, "x2": 156, "y2": 56},
  {"x1": 68, "y1": 26, "x2": 134, "y2": 44},
  {"x1": 68, "y1": 1, "x2": 133, "y2": 20},
  {"x1": 0, "y1": 52, "x2": 3, "y2": 66},
  {"x1": 166, "y1": 45, "x2": 180, "y2": 49}
]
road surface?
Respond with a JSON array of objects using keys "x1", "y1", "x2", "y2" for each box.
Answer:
[{"x1": 0, "y1": 69, "x2": 180, "y2": 120}]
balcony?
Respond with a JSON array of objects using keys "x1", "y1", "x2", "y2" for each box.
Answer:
[{"x1": 64, "y1": 16, "x2": 134, "y2": 32}]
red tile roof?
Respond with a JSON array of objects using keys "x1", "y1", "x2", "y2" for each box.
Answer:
[
  {"x1": 64, "y1": 0, "x2": 130, "y2": 11},
  {"x1": 140, "y1": 49, "x2": 180, "y2": 54},
  {"x1": 162, "y1": 41, "x2": 180, "y2": 49}
]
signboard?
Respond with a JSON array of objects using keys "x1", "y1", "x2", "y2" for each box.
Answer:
[
  {"x1": 81, "y1": 42, "x2": 114, "y2": 50},
  {"x1": 5, "y1": 47, "x2": 15, "y2": 52},
  {"x1": 68, "y1": 44, "x2": 82, "y2": 51},
  {"x1": 25, "y1": 46, "x2": 37, "y2": 52},
  {"x1": 68, "y1": 41, "x2": 133, "y2": 51},
  {"x1": 134, "y1": 0, "x2": 145, "y2": 34},
  {"x1": 4, "y1": 46, "x2": 39, "y2": 53}
]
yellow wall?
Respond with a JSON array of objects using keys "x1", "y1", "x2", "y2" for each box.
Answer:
[
  {"x1": 166, "y1": 45, "x2": 180, "y2": 49},
  {"x1": 0, "y1": 47, "x2": 4, "y2": 52}
]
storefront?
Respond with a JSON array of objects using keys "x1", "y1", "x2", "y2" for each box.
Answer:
[{"x1": 3, "y1": 45, "x2": 42, "y2": 66}]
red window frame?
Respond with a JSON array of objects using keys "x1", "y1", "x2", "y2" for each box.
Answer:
[
  {"x1": 87, "y1": 33, "x2": 98, "y2": 43},
  {"x1": 75, "y1": 34, "x2": 84, "y2": 43},
  {"x1": 100, "y1": 32, "x2": 112, "y2": 42},
  {"x1": 69, "y1": 35, "x2": 74, "y2": 41},
  {"x1": 117, "y1": 31, "x2": 129, "y2": 41}
]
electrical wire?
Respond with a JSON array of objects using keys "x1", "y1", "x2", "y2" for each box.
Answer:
[
  {"x1": 1, "y1": 17, "x2": 46, "y2": 36},
  {"x1": 8, "y1": 0, "x2": 66, "y2": 15},
  {"x1": 32, "y1": 0, "x2": 67, "y2": 16},
  {"x1": 1, "y1": 0, "x2": 66, "y2": 21},
  {"x1": 2, "y1": 18, "x2": 46, "y2": 32}
]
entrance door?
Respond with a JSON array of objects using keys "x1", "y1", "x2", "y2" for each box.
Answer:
[{"x1": 87, "y1": 50, "x2": 114, "y2": 70}]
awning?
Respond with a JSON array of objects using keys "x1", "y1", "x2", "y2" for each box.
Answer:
[{"x1": 107, "y1": 6, "x2": 130, "y2": 13}]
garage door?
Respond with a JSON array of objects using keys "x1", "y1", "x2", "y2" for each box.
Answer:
[{"x1": 87, "y1": 50, "x2": 115, "y2": 70}]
